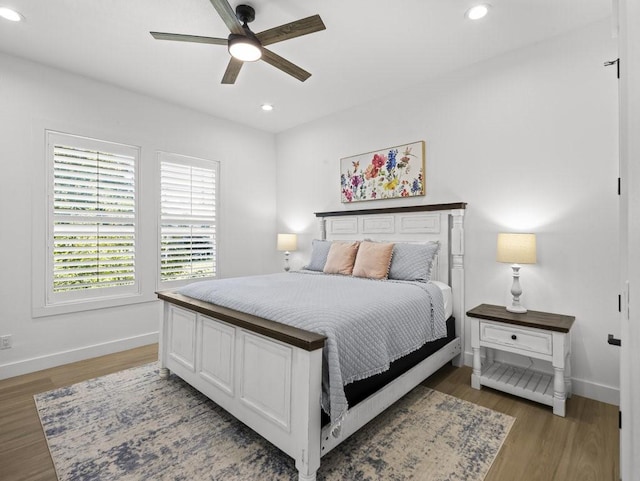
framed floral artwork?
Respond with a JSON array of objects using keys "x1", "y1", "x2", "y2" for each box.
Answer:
[{"x1": 340, "y1": 141, "x2": 425, "y2": 203}]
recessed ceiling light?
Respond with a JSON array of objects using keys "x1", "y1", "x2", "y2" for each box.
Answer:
[
  {"x1": 0, "y1": 7, "x2": 23, "y2": 22},
  {"x1": 465, "y1": 4, "x2": 490, "y2": 20},
  {"x1": 261, "y1": 104, "x2": 274, "y2": 112}
]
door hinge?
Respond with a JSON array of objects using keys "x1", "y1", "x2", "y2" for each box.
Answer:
[
  {"x1": 618, "y1": 177, "x2": 621, "y2": 195},
  {"x1": 619, "y1": 410, "x2": 622, "y2": 429},
  {"x1": 604, "y1": 58, "x2": 620, "y2": 79},
  {"x1": 619, "y1": 294, "x2": 622, "y2": 312}
]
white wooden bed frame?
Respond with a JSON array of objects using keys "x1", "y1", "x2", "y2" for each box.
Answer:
[{"x1": 157, "y1": 203, "x2": 466, "y2": 480}]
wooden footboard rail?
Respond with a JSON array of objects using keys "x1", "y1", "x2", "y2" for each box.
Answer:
[{"x1": 157, "y1": 291, "x2": 326, "y2": 351}]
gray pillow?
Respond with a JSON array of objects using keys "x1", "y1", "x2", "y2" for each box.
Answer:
[
  {"x1": 388, "y1": 241, "x2": 440, "y2": 282},
  {"x1": 303, "y1": 239, "x2": 332, "y2": 271}
]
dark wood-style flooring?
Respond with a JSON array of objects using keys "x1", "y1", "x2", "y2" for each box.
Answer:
[{"x1": 0, "y1": 344, "x2": 619, "y2": 481}]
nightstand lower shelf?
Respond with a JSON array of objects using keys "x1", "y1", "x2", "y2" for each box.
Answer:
[{"x1": 478, "y1": 361, "x2": 554, "y2": 407}]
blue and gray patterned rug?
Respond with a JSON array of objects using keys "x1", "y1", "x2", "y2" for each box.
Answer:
[{"x1": 35, "y1": 363, "x2": 514, "y2": 481}]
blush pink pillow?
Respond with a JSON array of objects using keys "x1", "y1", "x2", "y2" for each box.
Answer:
[
  {"x1": 352, "y1": 241, "x2": 394, "y2": 279},
  {"x1": 323, "y1": 241, "x2": 360, "y2": 275}
]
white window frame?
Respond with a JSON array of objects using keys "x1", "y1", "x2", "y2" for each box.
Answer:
[
  {"x1": 32, "y1": 131, "x2": 142, "y2": 317},
  {"x1": 157, "y1": 152, "x2": 219, "y2": 289}
]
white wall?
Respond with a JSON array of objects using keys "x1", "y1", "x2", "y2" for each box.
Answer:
[
  {"x1": 0, "y1": 52, "x2": 278, "y2": 378},
  {"x1": 276, "y1": 19, "x2": 620, "y2": 404}
]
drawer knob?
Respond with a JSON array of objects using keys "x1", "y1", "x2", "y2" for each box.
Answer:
[{"x1": 511, "y1": 334, "x2": 517, "y2": 340}]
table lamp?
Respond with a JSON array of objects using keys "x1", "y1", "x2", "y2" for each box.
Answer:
[
  {"x1": 277, "y1": 233, "x2": 298, "y2": 272},
  {"x1": 497, "y1": 233, "x2": 537, "y2": 313}
]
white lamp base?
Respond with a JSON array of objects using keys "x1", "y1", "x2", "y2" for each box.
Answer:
[
  {"x1": 283, "y1": 251, "x2": 290, "y2": 272},
  {"x1": 506, "y1": 304, "x2": 527, "y2": 314},
  {"x1": 507, "y1": 264, "x2": 527, "y2": 313}
]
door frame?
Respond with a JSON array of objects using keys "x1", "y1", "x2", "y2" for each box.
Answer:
[{"x1": 618, "y1": 0, "x2": 639, "y2": 479}]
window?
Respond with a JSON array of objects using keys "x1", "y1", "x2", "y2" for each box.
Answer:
[
  {"x1": 159, "y1": 153, "x2": 218, "y2": 284},
  {"x1": 44, "y1": 131, "x2": 140, "y2": 308}
]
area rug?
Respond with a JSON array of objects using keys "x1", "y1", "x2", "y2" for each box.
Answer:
[{"x1": 35, "y1": 363, "x2": 514, "y2": 481}]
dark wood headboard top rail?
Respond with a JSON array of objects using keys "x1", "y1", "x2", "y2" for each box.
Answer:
[
  {"x1": 157, "y1": 291, "x2": 327, "y2": 351},
  {"x1": 315, "y1": 202, "x2": 467, "y2": 218}
]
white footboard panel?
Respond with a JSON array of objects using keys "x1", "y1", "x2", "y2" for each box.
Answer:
[
  {"x1": 161, "y1": 302, "x2": 323, "y2": 477},
  {"x1": 199, "y1": 315, "x2": 235, "y2": 396}
]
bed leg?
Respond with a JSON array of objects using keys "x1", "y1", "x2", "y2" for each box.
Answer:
[
  {"x1": 296, "y1": 466, "x2": 317, "y2": 481},
  {"x1": 293, "y1": 347, "x2": 322, "y2": 481},
  {"x1": 159, "y1": 367, "x2": 170, "y2": 379},
  {"x1": 297, "y1": 471, "x2": 317, "y2": 481}
]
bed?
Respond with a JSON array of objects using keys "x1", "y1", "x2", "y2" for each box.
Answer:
[{"x1": 156, "y1": 203, "x2": 466, "y2": 481}]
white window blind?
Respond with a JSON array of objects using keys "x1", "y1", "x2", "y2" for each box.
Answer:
[
  {"x1": 160, "y1": 155, "x2": 218, "y2": 282},
  {"x1": 49, "y1": 133, "x2": 138, "y2": 298}
]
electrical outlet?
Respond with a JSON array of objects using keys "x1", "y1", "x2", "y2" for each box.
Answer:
[{"x1": 0, "y1": 335, "x2": 12, "y2": 350}]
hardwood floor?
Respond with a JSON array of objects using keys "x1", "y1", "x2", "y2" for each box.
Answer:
[
  {"x1": 423, "y1": 364, "x2": 620, "y2": 481},
  {"x1": 0, "y1": 345, "x2": 618, "y2": 481},
  {"x1": 0, "y1": 344, "x2": 158, "y2": 481}
]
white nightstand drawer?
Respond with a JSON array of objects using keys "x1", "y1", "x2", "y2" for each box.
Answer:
[{"x1": 480, "y1": 321, "x2": 552, "y2": 355}]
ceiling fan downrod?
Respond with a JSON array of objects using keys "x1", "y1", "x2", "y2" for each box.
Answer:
[{"x1": 235, "y1": 4, "x2": 255, "y2": 26}]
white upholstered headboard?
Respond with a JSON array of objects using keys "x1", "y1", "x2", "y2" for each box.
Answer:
[{"x1": 315, "y1": 203, "x2": 466, "y2": 366}]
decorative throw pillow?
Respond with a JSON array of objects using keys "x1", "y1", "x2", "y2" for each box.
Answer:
[
  {"x1": 323, "y1": 241, "x2": 360, "y2": 275},
  {"x1": 388, "y1": 241, "x2": 440, "y2": 282},
  {"x1": 304, "y1": 239, "x2": 332, "y2": 271},
  {"x1": 352, "y1": 241, "x2": 394, "y2": 279}
]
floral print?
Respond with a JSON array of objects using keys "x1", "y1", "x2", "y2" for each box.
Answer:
[{"x1": 341, "y1": 142, "x2": 425, "y2": 202}]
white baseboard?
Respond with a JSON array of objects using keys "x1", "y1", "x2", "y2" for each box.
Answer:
[
  {"x1": 0, "y1": 332, "x2": 159, "y2": 381},
  {"x1": 570, "y1": 377, "x2": 620, "y2": 406},
  {"x1": 462, "y1": 351, "x2": 619, "y2": 407}
]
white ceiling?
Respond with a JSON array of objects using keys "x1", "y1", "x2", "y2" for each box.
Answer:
[{"x1": 0, "y1": 0, "x2": 611, "y2": 133}]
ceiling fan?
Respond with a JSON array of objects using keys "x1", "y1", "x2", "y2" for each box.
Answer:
[{"x1": 150, "y1": 0, "x2": 326, "y2": 84}]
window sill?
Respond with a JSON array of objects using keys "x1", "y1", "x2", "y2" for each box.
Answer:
[{"x1": 32, "y1": 291, "x2": 158, "y2": 318}]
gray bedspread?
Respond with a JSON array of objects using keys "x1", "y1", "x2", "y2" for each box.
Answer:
[{"x1": 178, "y1": 271, "x2": 446, "y2": 426}]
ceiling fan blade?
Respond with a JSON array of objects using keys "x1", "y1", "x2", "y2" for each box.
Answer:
[
  {"x1": 221, "y1": 57, "x2": 244, "y2": 84},
  {"x1": 150, "y1": 32, "x2": 228, "y2": 45},
  {"x1": 256, "y1": 15, "x2": 326, "y2": 46},
  {"x1": 208, "y1": 0, "x2": 244, "y2": 35},
  {"x1": 260, "y1": 48, "x2": 311, "y2": 82}
]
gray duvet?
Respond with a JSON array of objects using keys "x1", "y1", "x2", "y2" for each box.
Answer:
[{"x1": 178, "y1": 271, "x2": 447, "y2": 426}]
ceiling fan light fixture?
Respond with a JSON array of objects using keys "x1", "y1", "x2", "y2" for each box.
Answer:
[
  {"x1": 465, "y1": 4, "x2": 491, "y2": 20},
  {"x1": 0, "y1": 6, "x2": 23, "y2": 22},
  {"x1": 228, "y1": 34, "x2": 262, "y2": 62}
]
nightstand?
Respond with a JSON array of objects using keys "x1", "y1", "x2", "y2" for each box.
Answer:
[{"x1": 467, "y1": 304, "x2": 575, "y2": 417}]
